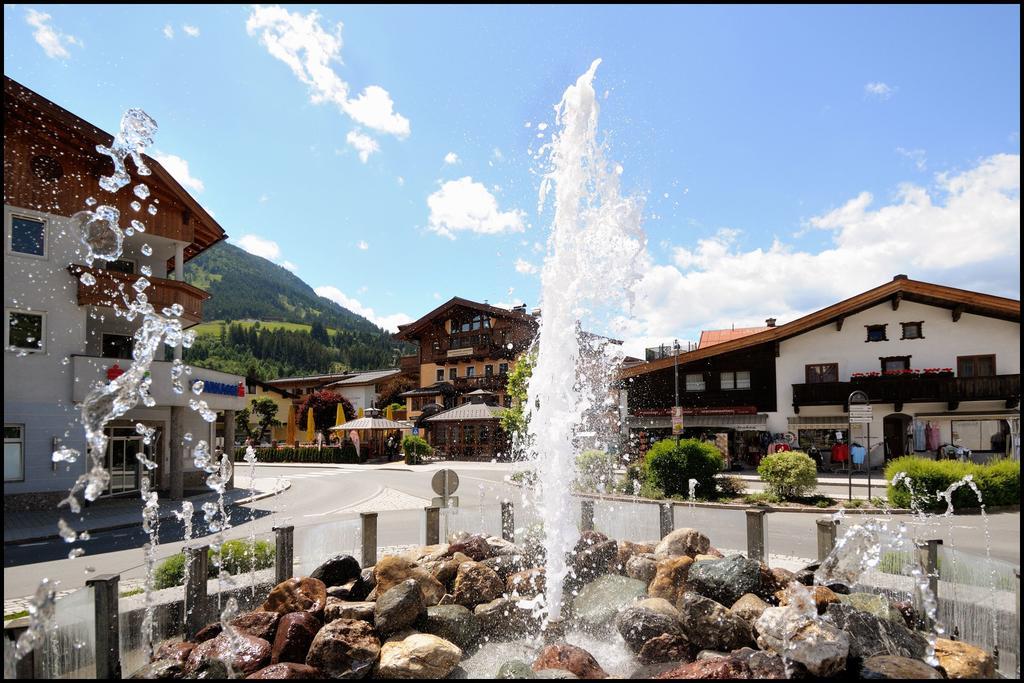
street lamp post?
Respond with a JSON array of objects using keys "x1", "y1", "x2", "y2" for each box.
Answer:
[{"x1": 673, "y1": 339, "x2": 680, "y2": 445}]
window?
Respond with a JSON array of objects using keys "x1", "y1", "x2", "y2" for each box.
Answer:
[
  {"x1": 900, "y1": 322, "x2": 924, "y2": 340},
  {"x1": 806, "y1": 363, "x2": 839, "y2": 384},
  {"x1": 466, "y1": 366, "x2": 476, "y2": 378},
  {"x1": 436, "y1": 369, "x2": 444, "y2": 382},
  {"x1": 4, "y1": 425, "x2": 24, "y2": 482},
  {"x1": 449, "y1": 368, "x2": 457, "y2": 380},
  {"x1": 432, "y1": 341, "x2": 441, "y2": 354},
  {"x1": 6, "y1": 310, "x2": 45, "y2": 353},
  {"x1": 880, "y1": 356, "x2": 911, "y2": 373},
  {"x1": 865, "y1": 324, "x2": 887, "y2": 342},
  {"x1": 102, "y1": 334, "x2": 133, "y2": 359},
  {"x1": 720, "y1": 371, "x2": 751, "y2": 390},
  {"x1": 957, "y1": 355, "x2": 996, "y2": 378},
  {"x1": 9, "y1": 215, "x2": 45, "y2": 257},
  {"x1": 952, "y1": 419, "x2": 1004, "y2": 451},
  {"x1": 485, "y1": 365, "x2": 493, "y2": 377},
  {"x1": 499, "y1": 363, "x2": 509, "y2": 375},
  {"x1": 685, "y1": 373, "x2": 705, "y2": 391},
  {"x1": 104, "y1": 259, "x2": 135, "y2": 275}
]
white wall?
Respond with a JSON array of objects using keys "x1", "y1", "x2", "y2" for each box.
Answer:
[{"x1": 337, "y1": 385, "x2": 376, "y2": 413}]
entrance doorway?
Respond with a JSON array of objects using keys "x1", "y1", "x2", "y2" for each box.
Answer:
[
  {"x1": 883, "y1": 413, "x2": 912, "y2": 459},
  {"x1": 104, "y1": 426, "x2": 160, "y2": 495}
]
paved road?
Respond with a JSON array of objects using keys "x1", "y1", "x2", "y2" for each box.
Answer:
[{"x1": 4, "y1": 463, "x2": 1020, "y2": 602}]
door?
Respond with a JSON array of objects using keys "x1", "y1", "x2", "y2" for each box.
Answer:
[
  {"x1": 107, "y1": 436, "x2": 142, "y2": 495},
  {"x1": 882, "y1": 414, "x2": 910, "y2": 459}
]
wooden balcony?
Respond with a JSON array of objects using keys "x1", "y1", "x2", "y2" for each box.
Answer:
[
  {"x1": 68, "y1": 264, "x2": 209, "y2": 325},
  {"x1": 453, "y1": 375, "x2": 508, "y2": 393},
  {"x1": 792, "y1": 374, "x2": 1020, "y2": 412}
]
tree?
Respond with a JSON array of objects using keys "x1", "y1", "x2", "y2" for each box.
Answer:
[
  {"x1": 500, "y1": 348, "x2": 536, "y2": 439},
  {"x1": 299, "y1": 390, "x2": 355, "y2": 434},
  {"x1": 375, "y1": 375, "x2": 417, "y2": 408},
  {"x1": 310, "y1": 321, "x2": 329, "y2": 345},
  {"x1": 235, "y1": 407, "x2": 257, "y2": 441},
  {"x1": 250, "y1": 396, "x2": 282, "y2": 442}
]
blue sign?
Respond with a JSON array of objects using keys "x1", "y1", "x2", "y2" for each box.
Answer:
[
  {"x1": 412, "y1": 427, "x2": 419, "y2": 436},
  {"x1": 192, "y1": 379, "x2": 239, "y2": 397}
]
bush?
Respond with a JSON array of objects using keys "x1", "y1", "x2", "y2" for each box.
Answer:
[
  {"x1": 153, "y1": 539, "x2": 275, "y2": 590},
  {"x1": 401, "y1": 435, "x2": 432, "y2": 465},
  {"x1": 575, "y1": 450, "x2": 618, "y2": 492},
  {"x1": 885, "y1": 456, "x2": 1020, "y2": 511},
  {"x1": 757, "y1": 451, "x2": 818, "y2": 499},
  {"x1": 644, "y1": 439, "x2": 724, "y2": 499},
  {"x1": 716, "y1": 475, "x2": 746, "y2": 498},
  {"x1": 234, "y1": 446, "x2": 360, "y2": 464}
]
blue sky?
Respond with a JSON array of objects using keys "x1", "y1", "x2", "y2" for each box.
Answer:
[{"x1": 4, "y1": 5, "x2": 1020, "y2": 355}]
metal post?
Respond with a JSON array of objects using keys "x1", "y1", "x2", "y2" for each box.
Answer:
[
  {"x1": 1014, "y1": 567, "x2": 1019, "y2": 678},
  {"x1": 745, "y1": 509, "x2": 766, "y2": 562},
  {"x1": 273, "y1": 525, "x2": 294, "y2": 584},
  {"x1": 424, "y1": 507, "x2": 440, "y2": 546},
  {"x1": 580, "y1": 500, "x2": 595, "y2": 532},
  {"x1": 500, "y1": 500, "x2": 514, "y2": 542},
  {"x1": 659, "y1": 502, "x2": 674, "y2": 539},
  {"x1": 914, "y1": 539, "x2": 942, "y2": 629},
  {"x1": 184, "y1": 545, "x2": 210, "y2": 641},
  {"x1": 673, "y1": 339, "x2": 680, "y2": 445},
  {"x1": 361, "y1": 513, "x2": 378, "y2": 568},
  {"x1": 86, "y1": 574, "x2": 121, "y2": 680},
  {"x1": 816, "y1": 518, "x2": 838, "y2": 561},
  {"x1": 866, "y1": 422, "x2": 872, "y2": 502}
]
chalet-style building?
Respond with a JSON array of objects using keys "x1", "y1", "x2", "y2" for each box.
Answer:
[
  {"x1": 4, "y1": 77, "x2": 248, "y2": 509},
  {"x1": 621, "y1": 276, "x2": 1020, "y2": 468}
]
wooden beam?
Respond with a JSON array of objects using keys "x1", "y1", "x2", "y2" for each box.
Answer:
[
  {"x1": 947, "y1": 400, "x2": 960, "y2": 411},
  {"x1": 836, "y1": 317, "x2": 844, "y2": 332},
  {"x1": 952, "y1": 305, "x2": 964, "y2": 322},
  {"x1": 892, "y1": 292, "x2": 902, "y2": 310}
]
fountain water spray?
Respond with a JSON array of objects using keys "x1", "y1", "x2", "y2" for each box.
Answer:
[{"x1": 243, "y1": 445, "x2": 259, "y2": 598}]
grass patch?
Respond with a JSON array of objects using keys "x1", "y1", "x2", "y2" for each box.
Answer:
[
  {"x1": 193, "y1": 320, "x2": 343, "y2": 337},
  {"x1": 119, "y1": 587, "x2": 145, "y2": 598},
  {"x1": 4, "y1": 610, "x2": 28, "y2": 621}
]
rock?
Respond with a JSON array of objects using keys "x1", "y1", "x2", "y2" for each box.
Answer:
[
  {"x1": 777, "y1": 584, "x2": 840, "y2": 614},
  {"x1": 262, "y1": 578, "x2": 327, "y2": 617},
  {"x1": 652, "y1": 657, "x2": 751, "y2": 679},
  {"x1": 270, "y1": 612, "x2": 321, "y2": 665},
  {"x1": 427, "y1": 557, "x2": 463, "y2": 590},
  {"x1": 154, "y1": 640, "x2": 195, "y2": 663},
  {"x1": 615, "y1": 604, "x2": 684, "y2": 652},
  {"x1": 933, "y1": 638, "x2": 996, "y2": 679},
  {"x1": 438, "y1": 593, "x2": 456, "y2": 606},
  {"x1": 687, "y1": 554, "x2": 771, "y2": 605},
  {"x1": 635, "y1": 597, "x2": 679, "y2": 619},
  {"x1": 357, "y1": 568, "x2": 376, "y2": 598},
  {"x1": 730, "y1": 593, "x2": 769, "y2": 624},
  {"x1": 675, "y1": 592, "x2": 753, "y2": 651},
  {"x1": 535, "y1": 670, "x2": 580, "y2": 679},
  {"x1": 453, "y1": 561, "x2": 505, "y2": 607},
  {"x1": 754, "y1": 606, "x2": 848, "y2": 677},
  {"x1": 184, "y1": 633, "x2": 272, "y2": 678},
  {"x1": 375, "y1": 579, "x2": 427, "y2": 635},
  {"x1": 486, "y1": 536, "x2": 521, "y2": 557},
  {"x1": 653, "y1": 528, "x2": 710, "y2": 559},
  {"x1": 507, "y1": 568, "x2": 546, "y2": 597},
  {"x1": 374, "y1": 556, "x2": 445, "y2": 606},
  {"x1": 570, "y1": 539, "x2": 619, "y2": 585},
  {"x1": 769, "y1": 567, "x2": 796, "y2": 588},
  {"x1": 637, "y1": 633, "x2": 694, "y2": 665},
  {"x1": 183, "y1": 657, "x2": 228, "y2": 679},
  {"x1": 826, "y1": 602, "x2": 928, "y2": 660},
  {"x1": 616, "y1": 541, "x2": 656, "y2": 569},
  {"x1": 571, "y1": 574, "x2": 647, "y2": 632},
  {"x1": 693, "y1": 554, "x2": 718, "y2": 562},
  {"x1": 744, "y1": 650, "x2": 789, "y2": 679},
  {"x1": 323, "y1": 598, "x2": 375, "y2": 624},
  {"x1": 406, "y1": 544, "x2": 450, "y2": 564},
  {"x1": 130, "y1": 659, "x2": 183, "y2": 679},
  {"x1": 376, "y1": 633, "x2": 462, "y2": 678},
  {"x1": 304, "y1": 618, "x2": 380, "y2": 679},
  {"x1": 497, "y1": 659, "x2": 537, "y2": 679},
  {"x1": 625, "y1": 555, "x2": 658, "y2": 583},
  {"x1": 327, "y1": 582, "x2": 358, "y2": 600},
  {"x1": 194, "y1": 622, "x2": 222, "y2": 643},
  {"x1": 793, "y1": 561, "x2": 820, "y2": 586},
  {"x1": 532, "y1": 643, "x2": 607, "y2": 679},
  {"x1": 647, "y1": 556, "x2": 693, "y2": 604},
  {"x1": 475, "y1": 598, "x2": 540, "y2": 641},
  {"x1": 859, "y1": 655, "x2": 943, "y2": 679},
  {"x1": 838, "y1": 592, "x2": 906, "y2": 623},
  {"x1": 246, "y1": 663, "x2": 324, "y2": 679},
  {"x1": 448, "y1": 534, "x2": 492, "y2": 561},
  {"x1": 892, "y1": 599, "x2": 918, "y2": 629},
  {"x1": 483, "y1": 554, "x2": 530, "y2": 581},
  {"x1": 422, "y1": 605, "x2": 480, "y2": 649},
  {"x1": 231, "y1": 611, "x2": 281, "y2": 642},
  {"x1": 309, "y1": 554, "x2": 361, "y2": 588}
]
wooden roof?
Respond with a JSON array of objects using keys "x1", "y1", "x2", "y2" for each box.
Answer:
[
  {"x1": 394, "y1": 296, "x2": 538, "y2": 341},
  {"x1": 621, "y1": 275, "x2": 1020, "y2": 380},
  {"x1": 698, "y1": 326, "x2": 770, "y2": 349}
]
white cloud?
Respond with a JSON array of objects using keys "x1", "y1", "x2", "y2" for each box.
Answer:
[
  {"x1": 444, "y1": 152, "x2": 460, "y2": 165},
  {"x1": 426, "y1": 176, "x2": 526, "y2": 239},
  {"x1": 280, "y1": 260, "x2": 298, "y2": 273},
  {"x1": 622, "y1": 154, "x2": 1020, "y2": 355},
  {"x1": 397, "y1": 176, "x2": 405, "y2": 186},
  {"x1": 235, "y1": 234, "x2": 282, "y2": 261},
  {"x1": 315, "y1": 286, "x2": 412, "y2": 332},
  {"x1": 182, "y1": 24, "x2": 200, "y2": 37},
  {"x1": 345, "y1": 130, "x2": 379, "y2": 163},
  {"x1": 865, "y1": 81, "x2": 896, "y2": 99},
  {"x1": 153, "y1": 153, "x2": 205, "y2": 193},
  {"x1": 246, "y1": 6, "x2": 409, "y2": 139},
  {"x1": 258, "y1": 194, "x2": 269, "y2": 203},
  {"x1": 163, "y1": 24, "x2": 174, "y2": 39},
  {"x1": 493, "y1": 298, "x2": 525, "y2": 311},
  {"x1": 896, "y1": 147, "x2": 927, "y2": 171},
  {"x1": 514, "y1": 258, "x2": 538, "y2": 275},
  {"x1": 26, "y1": 9, "x2": 80, "y2": 59},
  {"x1": 356, "y1": 240, "x2": 369, "y2": 250},
  {"x1": 433, "y1": 292, "x2": 442, "y2": 300}
]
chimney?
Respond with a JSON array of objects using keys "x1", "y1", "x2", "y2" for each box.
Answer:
[
  {"x1": 766, "y1": 318, "x2": 776, "y2": 328},
  {"x1": 893, "y1": 274, "x2": 908, "y2": 281}
]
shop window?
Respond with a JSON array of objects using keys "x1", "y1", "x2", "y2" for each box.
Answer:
[
  {"x1": 466, "y1": 367, "x2": 476, "y2": 378},
  {"x1": 436, "y1": 369, "x2": 444, "y2": 382},
  {"x1": 865, "y1": 324, "x2": 887, "y2": 342},
  {"x1": 4, "y1": 425, "x2": 24, "y2": 482},
  {"x1": 5, "y1": 309, "x2": 45, "y2": 353},
  {"x1": 900, "y1": 322, "x2": 924, "y2": 340},
  {"x1": 806, "y1": 363, "x2": 839, "y2": 384},
  {"x1": 720, "y1": 371, "x2": 751, "y2": 390},
  {"x1": 485, "y1": 365, "x2": 493, "y2": 377},
  {"x1": 880, "y1": 356, "x2": 911, "y2": 373},
  {"x1": 685, "y1": 373, "x2": 705, "y2": 392},
  {"x1": 957, "y1": 355, "x2": 995, "y2": 378},
  {"x1": 499, "y1": 363, "x2": 509, "y2": 375},
  {"x1": 102, "y1": 334, "x2": 134, "y2": 359},
  {"x1": 8, "y1": 215, "x2": 46, "y2": 257},
  {"x1": 952, "y1": 419, "x2": 1005, "y2": 451},
  {"x1": 449, "y1": 368, "x2": 458, "y2": 380}
]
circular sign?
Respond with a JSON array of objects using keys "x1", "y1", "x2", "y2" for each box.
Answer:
[
  {"x1": 848, "y1": 390, "x2": 870, "y2": 404},
  {"x1": 431, "y1": 469, "x2": 460, "y2": 496}
]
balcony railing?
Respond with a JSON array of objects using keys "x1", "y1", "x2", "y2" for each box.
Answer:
[
  {"x1": 452, "y1": 375, "x2": 508, "y2": 392},
  {"x1": 792, "y1": 374, "x2": 1020, "y2": 411},
  {"x1": 68, "y1": 264, "x2": 209, "y2": 325}
]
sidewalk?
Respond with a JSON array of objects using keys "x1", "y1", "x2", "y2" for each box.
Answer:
[{"x1": 3, "y1": 477, "x2": 288, "y2": 545}]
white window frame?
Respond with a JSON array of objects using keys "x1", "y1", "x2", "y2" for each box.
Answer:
[
  {"x1": 5, "y1": 208, "x2": 49, "y2": 260},
  {"x1": 721, "y1": 372, "x2": 736, "y2": 390},
  {"x1": 5, "y1": 308, "x2": 46, "y2": 354},
  {"x1": 685, "y1": 373, "x2": 705, "y2": 392},
  {"x1": 4, "y1": 424, "x2": 25, "y2": 482},
  {"x1": 735, "y1": 370, "x2": 751, "y2": 390},
  {"x1": 466, "y1": 366, "x2": 476, "y2": 378}
]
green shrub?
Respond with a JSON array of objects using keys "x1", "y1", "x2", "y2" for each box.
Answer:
[
  {"x1": 152, "y1": 540, "x2": 275, "y2": 590},
  {"x1": 509, "y1": 469, "x2": 538, "y2": 487},
  {"x1": 743, "y1": 491, "x2": 781, "y2": 505},
  {"x1": 885, "y1": 456, "x2": 1020, "y2": 511},
  {"x1": 716, "y1": 475, "x2": 746, "y2": 498},
  {"x1": 757, "y1": 450, "x2": 818, "y2": 500},
  {"x1": 401, "y1": 435, "x2": 432, "y2": 465},
  {"x1": 153, "y1": 553, "x2": 187, "y2": 590},
  {"x1": 575, "y1": 450, "x2": 618, "y2": 492},
  {"x1": 234, "y1": 446, "x2": 360, "y2": 464},
  {"x1": 644, "y1": 439, "x2": 724, "y2": 499}
]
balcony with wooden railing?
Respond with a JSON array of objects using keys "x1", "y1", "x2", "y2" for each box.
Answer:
[
  {"x1": 68, "y1": 264, "x2": 209, "y2": 326},
  {"x1": 452, "y1": 375, "x2": 508, "y2": 393},
  {"x1": 792, "y1": 374, "x2": 1020, "y2": 412}
]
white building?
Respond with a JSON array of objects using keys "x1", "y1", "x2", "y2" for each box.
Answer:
[
  {"x1": 324, "y1": 369, "x2": 402, "y2": 414},
  {"x1": 4, "y1": 77, "x2": 247, "y2": 510}
]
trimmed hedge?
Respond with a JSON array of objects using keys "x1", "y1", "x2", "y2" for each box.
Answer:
[
  {"x1": 758, "y1": 450, "x2": 818, "y2": 499},
  {"x1": 153, "y1": 539, "x2": 275, "y2": 590},
  {"x1": 401, "y1": 435, "x2": 432, "y2": 465},
  {"x1": 885, "y1": 456, "x2": 1020, "y2": 511},
  {"x1": 644, "y1": 438, "x2": 724, "y2": 499},
  {"x1": 575, "y1": 450, "x2": 618, "y2": 492},
  {"x1": 234, "y1": 446, "x2": 360, "y2": 464}
]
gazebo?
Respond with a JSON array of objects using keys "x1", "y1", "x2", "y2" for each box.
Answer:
[
  {"x1": 423, "y1": 390, "x2": 508, "y2": 460},
  {"x1": 329, "y1": 408, "x2": 404, "y2": 460}
]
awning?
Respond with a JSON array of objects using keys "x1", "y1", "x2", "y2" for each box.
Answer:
[
  {"x1": 788, "y1": 415, "x2": 851, "y2": 429},
  {"x1": 914, "y1": 411, "x2": 1020, "y2": 422},
  {"x1": 628, "y1": 414, "x2": 768, "y2": 431}
]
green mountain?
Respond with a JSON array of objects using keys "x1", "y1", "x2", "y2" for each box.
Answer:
[{"x1": 183, "y1": 241, "x2": 410, "y2": 379}]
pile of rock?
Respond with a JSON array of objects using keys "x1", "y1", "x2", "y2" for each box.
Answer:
[{"x1": 132, "y1": 528, "x2": 996, "y2": 679}]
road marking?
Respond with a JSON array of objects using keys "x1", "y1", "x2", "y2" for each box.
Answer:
[{"x1": 18, "y1": 541, "x2": 48, "y2": 547}]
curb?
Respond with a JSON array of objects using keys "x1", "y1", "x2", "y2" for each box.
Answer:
[
  {"x1": 570, "y1": 489, "x2": 912, "y2": 515},
  {"x1": 3, "y1": 482, "x2": 292, "y2": 547}
]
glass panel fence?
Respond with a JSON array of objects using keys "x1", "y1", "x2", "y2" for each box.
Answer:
[
  {"x1": 673, "y1": 505, "x2": 747, "y2": 557},
  {"x1": 293, "y1": 516, "x2": 361, "y2": 577},
  {"x1": 593, "y1": 498, "x2": 660, "y2": 544},
  {"x1": 36, "y1": 585, "x2": 95, "y2": 680}
]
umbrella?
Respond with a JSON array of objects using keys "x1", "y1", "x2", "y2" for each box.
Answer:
[
  {"x1": 358, "y1": 407, "x2": 365, "y2": 418},
  {"x1": 330, "y1": 415, "x2": 405, "y2": 459},
  {"x1": 385, "y1": 404, "x2": 394, "y2": 421},
  {"x1": 336, "y1": 403, "x2": 346, "y2": 428},
  {"x1": 285, "y1": 404, "x2": 296, "y2": 444},
  {"x1": 306, "y1": 408, "x2": 315, "y2": 443}
]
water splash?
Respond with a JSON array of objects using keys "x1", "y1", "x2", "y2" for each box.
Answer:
[
  {"x1": 243, "y1": 445, "x2": 259, "y2": 599},
  {"x1": 95, "y1": 109, "x2": 156, "y2": 193},
  {"x1": 526, "y1": 58, "x2": 646, "y2": 620},
  {"x1": 13, "y1": 580, "x2": 59, "y2": 659},
  {"x1": 139, "y1": 475, "x2": 161, "y2": 661}
]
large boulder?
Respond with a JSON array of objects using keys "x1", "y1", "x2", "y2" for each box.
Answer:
[
  {"x1": 230, "y1": 611, "x2": 280, "y2": 642},
  {"x1": 635, "y1": 597, "x2": 679, "y2": 619},
  {"x1": 730, "y1": 594, "x2": 769, "y2": 624},
  {"x1": 448, "y1": 534, "x2": 492, "y2": 562},
  {"x1": 614, "y1": 604, "x2": 684, "y2": 652},
  {"x1": 933, "y1": 638, "x2": 996, "y2": 679},
  {"x1": 625, "y1": 555, "x2": 658, "y2": 584},
  {"x1": 675, "y1": 592, "x2": 753, "y2": 652},
  {"x1": 532, "y1": 643, "x2": 607, "y2": 679},
  {"x1": 129, "y1": 659, "x2": 183, "y2": 679},
  {"x1": 570, "y1": 539, "x2": 619, "y2": 586},
  {"x1": 687, "y1": 554, "x2": 771, "y2": 606},
  {"x1": 246, "y1": 663, "x2": 324, "y2": 679},
  {"x1": 304, "y1": 618, "x2": 380, "y2": 679},
  {"x1": 652, "y1": 657, "x2": 751, "y2": 679},
  {"x1": 755, "y1": 606, "x2": 848, "y2": 677},
  {"x1": 323, "y1": 598, "x2": 375, "y2": 624},
  {"x1": 422, "y1": 605, "x2": 480, "y2": 649},
  {"x1": 776, "y1": 584, "x2": 840, "y2": 615},
  {"x1": 837, "y1": 592, "x2": 906, "y2": 623},
  {"x1": 507, "y1": 568, "x2": 546, "y2": 597},
  {"x1": 184, "y1": 633, "x2": 271, "y2": 678},
  {"x1": 453, "y1": 561, "x2": 505, "y2": 607},
  {"x1": 427, "y1": 553, "x2": 472, "y2": 590},
  {"x1": 485, "y1": 536, "x2": 521, "y2": 557},
  {"x1": 825, "y1": 602, "x2": 928, "y2": 660},
  {"x1": 374, "y1": 556, "x2": 445, "y2": 606},
  {"x1": 616, "y1": 541, "x2": 656, "y2": 573},
  {"x1": 194, "y1": 622, "x2": 222, "y2": 643},
  {"x1": 376, "y1": 633, "x2": 463, "y2": 679},
  {"x1": 475, "y1": 598, "x2": 540, "y2": 641},
  {"x1": 647, "y1": 556, "x2": 693, "y2": 604},
  {"x1": 637, "y1": 633, "x2": 694, "y2": 665},
  {"x1": 309, "y1": 554, "x2": 361, "y2": 588},
  {"x1": 271, "y1": 612, "x2": 321, "y2": 665},
  {"x1": 154, "y1": 640, "x2": 194, "y2": 663},
  {"x1": 859, "y1": 655, "x2": 943, "y2": 679},
  {"x1": 484, "y1": 555, "x2": 531, "y2": 582},
  {"x1": 653, "y1": 528, "x2": 710, "y2": 559},
  {"x1": 570, "y1": 575, "x2": 647, "y2": 632},
  {"x1": 497, "y1": 659, "x2": 537, "y2": 679},
  {"x1": 375, "y1": 579, "x2": 427, "y2": 635},
  {"x1": 262, "y1": 578, "x2": 327, "y2": 617}
]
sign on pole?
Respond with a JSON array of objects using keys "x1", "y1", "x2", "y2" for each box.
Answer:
[
  {"x1": 671, "y1": 406, "x2": 684, "y2": 436},
  {"x1": 848, "y1": 391, "x2": 871, "y2": 501},
  {"x1": 431, "y1": 469, "x2": 460, "y2": 508}
]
